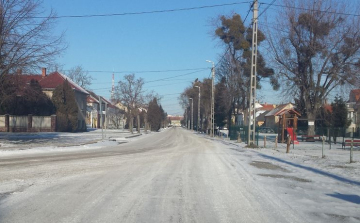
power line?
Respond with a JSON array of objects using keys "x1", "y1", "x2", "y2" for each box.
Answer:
[
  {"x1": 33, "y1": 2, "x2": 252, "y2": 19},
  {"x1": 145, "y1": 69, "x2": 207, "y2": 84},
  {"x1": 260, "y1": 2, "x2": 360, "y2": 17},
  {"x1": 63, "y1": 67, "x2": 208, "y2": 74},
  {"x1": 160, "y1": 92, "x2": 183, "y2": 97},
  {"x1": 258, "y1": 0, "x2": 277, "y2": 18},
  {"x1": 146, "y1": 80, "x2": 192, "y2": 88},
  {"x1": 243, "y1": 2, "x2": 255, "y2": 24}
]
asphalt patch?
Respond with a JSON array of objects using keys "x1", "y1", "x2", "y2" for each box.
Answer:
[
  {"x1": 250, "y1": 161, "x2": 290, "y2": 172},
  {"x1": 258, "y1": 174, "x2": 311, "y2": 182}
]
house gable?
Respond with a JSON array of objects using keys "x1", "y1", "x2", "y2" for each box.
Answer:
[
  {"x1": 349, "y1": 89, "x2": 360, "y2": 103},
  {"x1": 265, "y1": 103, "x2": 295, "y2": 117}
]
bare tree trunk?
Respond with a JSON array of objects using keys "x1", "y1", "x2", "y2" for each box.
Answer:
[
  {"x1": 144, "y1": 114, "x2": 148, "y2": 134},
  {"x1": 129, "y1": 114, "x2": 133, "y2": 134},
  {"x1": 137, "y1": 114, "x2": 140, "y2": 133},
  {"x1": 307, "y1": 112, "x2": 315, "y2": 136}
]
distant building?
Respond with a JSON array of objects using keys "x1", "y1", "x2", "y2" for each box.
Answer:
[{"x1": 168, "y1": 115, "x2": 183, "y2": 127}]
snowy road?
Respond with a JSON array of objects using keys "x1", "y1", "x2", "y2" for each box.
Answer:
[{"x1": 0, "y1": 128, "x2": 359, "y2": 222}]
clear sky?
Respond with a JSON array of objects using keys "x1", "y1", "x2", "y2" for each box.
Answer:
[{"x1": 40, "y1": 1, "x2": 295, "y2": 115}]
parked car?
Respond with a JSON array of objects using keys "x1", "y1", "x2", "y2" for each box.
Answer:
[{"x1": 258, "y1": 127, "x2": 274, "y2": 133}]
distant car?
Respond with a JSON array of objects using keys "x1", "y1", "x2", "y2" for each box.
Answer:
[{"x1": 258, "y1": 127, "x2": 274, "y2": 133}]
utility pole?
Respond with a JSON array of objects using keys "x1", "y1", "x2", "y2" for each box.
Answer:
[
  {"x1": 185, "y1": 108, "x2": 188, "y2": 129},
  {"x1": 195, "y1": 86, "x2": 201, "y2": 132},
  {"x1": 190, "y1": 98, "x2": 193, "y2": 131},
  {"x1": 206, "y1": 60, "x2": 215, "y2": 137},
  {"x1": 248, "y1": 0, "x2": 258, "y2": 146},
  {"x1": 99, "y1": 96, "x2": 104, "y2": 140}
]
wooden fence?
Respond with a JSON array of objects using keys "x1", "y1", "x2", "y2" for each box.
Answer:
[{"x1": 0, "y1": 114, "x2": 56, "y2": 132}]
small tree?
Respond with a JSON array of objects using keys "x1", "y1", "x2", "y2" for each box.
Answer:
[
  {"x1": 108, "y1": 107, "x2": 125, "y2": 129},
  {"x1": 114, "y1": 74, "x2": 145, "y2": 133},
  {"x1": 331, "y1": 96, "x2": 351, "y2": 143},
  {"x1": 147, "y1": 98, "x2": 162, "y2": 131},
  {"x1": 52, "y1": 80, "x2": 79, "y2": 132}
]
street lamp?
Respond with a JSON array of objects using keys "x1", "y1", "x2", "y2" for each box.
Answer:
[
  {"x1": 206, "y1": 60, "x2": 215, "y2": 137},
  {"x1": 195, "y1": 86, "x2": 201, "y2": 132},
  {"x1": 189, "y1": 98, "x2": 193, "y2": 131}
]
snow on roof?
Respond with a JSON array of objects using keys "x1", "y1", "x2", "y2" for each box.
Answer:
[
  {"x1": 39, "y1": 71, "x2": 89, "y2": 95},
  {"x1": 265, "y1": 103, "x2": 294, "y2": 117}
]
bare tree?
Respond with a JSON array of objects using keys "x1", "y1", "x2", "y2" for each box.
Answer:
[
  {"x1": 266, "y1": 0, "x2": 360, "y2": 134},
  {"x1": 107, "y1": 106, "x2": 125, "y2": 129},
  {"x1": 66, "y1": 65, "x2": 93, "y2": 89},
  {"x1": 0, "y1": 0, "x2": 66, "y2": 76},
  {"x1": 114, "y1": 74, "x2": 145, "y2": 133},
  {"x1": 213, "y1": 13, "x2": 278, "y2": 134}
]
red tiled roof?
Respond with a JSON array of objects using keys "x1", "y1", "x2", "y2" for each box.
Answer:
[
  {"x1": 323, "y1": 104, "x2": 332, "y2": 113},
  {"x1": 168, "y1": 116, "x2": 183, "y2": 121},
  {"x1": 38, "y1": 72, "x2": 64, "y2": 89},
  {"x1": 20, "y1": 75, "x2": 44, "y2": 82},
  {"x1": 260, "y1": 104, "x2": 276, "y2": 111},
  {"x1": 39, "y1": 72, "x2": 88, "y2": 95},
  {"x1": 350, "y1": 89, "x2": 360, "y2": 103}
]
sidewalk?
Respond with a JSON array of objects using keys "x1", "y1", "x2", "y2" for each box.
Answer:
[{"x1": 0, "y1": 128, "x2": 145, "y2": 151}]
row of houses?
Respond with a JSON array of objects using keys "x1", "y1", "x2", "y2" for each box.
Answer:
[
  {"x1": 1, "y1": 68, "x2": 126, "y2": 132},
  {"x1": 253, "y1": 89, "x2": 360, "y2": 134}
]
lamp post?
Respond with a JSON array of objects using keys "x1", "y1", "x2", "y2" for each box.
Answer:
[
  {"x1": 189, "y1": 98, "x2": 193, "y2": 131},
  {"x1": 185, "y1": 108, "x2": 188, "y2": 129},
  {"x1": 195, "y1": 86, "x2": 200, "y2": 132},
  {"x1": 206, "y1": 60, "x2": 215, "y2": 137}
]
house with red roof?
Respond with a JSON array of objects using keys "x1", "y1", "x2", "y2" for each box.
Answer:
[
  {"x1": 264, "y1": 103, "x2": 295, "y2": 129},
  {"x1": 15, "y1": 68, "x2": 89, "y2": 131},
  {"x1": 348, "y1": 89, "x2": 360, "y2": 134}
]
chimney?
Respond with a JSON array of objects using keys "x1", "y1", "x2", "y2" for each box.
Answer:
[{"x1": 41, "y1": 68, "x2": 46, "y2": 77}]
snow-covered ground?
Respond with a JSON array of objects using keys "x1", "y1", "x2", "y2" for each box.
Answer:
[
  {"x1": 214, "y1": 133, "x2": 360, "y2": 222},
  {"x1": 0, "y1": 128, "x2": 149, "y2": 156},
  {"x1": 0, "y1": 128, "x2": 359, "y2": 222}
]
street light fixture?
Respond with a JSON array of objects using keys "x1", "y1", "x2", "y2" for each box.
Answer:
[
  {"x1": 206, "y1": 60, "x2": 215, "y2": 137},
  {"x1": 195, "y1": 86, "x2": 200, "y2": 132},
  {"x1": 189, "y1": 98, "x2": 193, "y2": 131}
]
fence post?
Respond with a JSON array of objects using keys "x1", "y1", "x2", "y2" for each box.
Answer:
[
  {"x1": 322, "y1": 136, "x2": 325, "y2": 158},
  {"x1": 237, "y1": 132, "x2": 242, "y2": 143},
  {"x1": 51, "y1": 115, "x2": 57, "y2": 132},
  {"x1": 350, "y1": 138, "x2": 354, "y2": 163},
  {"x1": 264, "y1": 135, "x2": 266, "y2": 148},
  {"x1": 27, "y1": 114, "x2": 32, "y2": 132},
  {"x1": 5, "y1": 114, "x2": 9, "y2": 132},
  {"x1": 286, "y1": 136, "x2": 291, "y2": 153},
  {"x1": 275, "y1": 136, "x2": 278, "y2": 149}
]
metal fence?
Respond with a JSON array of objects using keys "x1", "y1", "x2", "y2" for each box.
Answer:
[{"x1": 229, "y1": 125, "x2": 259, "y2": 145}]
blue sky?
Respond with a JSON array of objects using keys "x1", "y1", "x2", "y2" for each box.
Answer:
[{"x1": 41, "y1": 0, "x2": 289, "y2": 115}]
